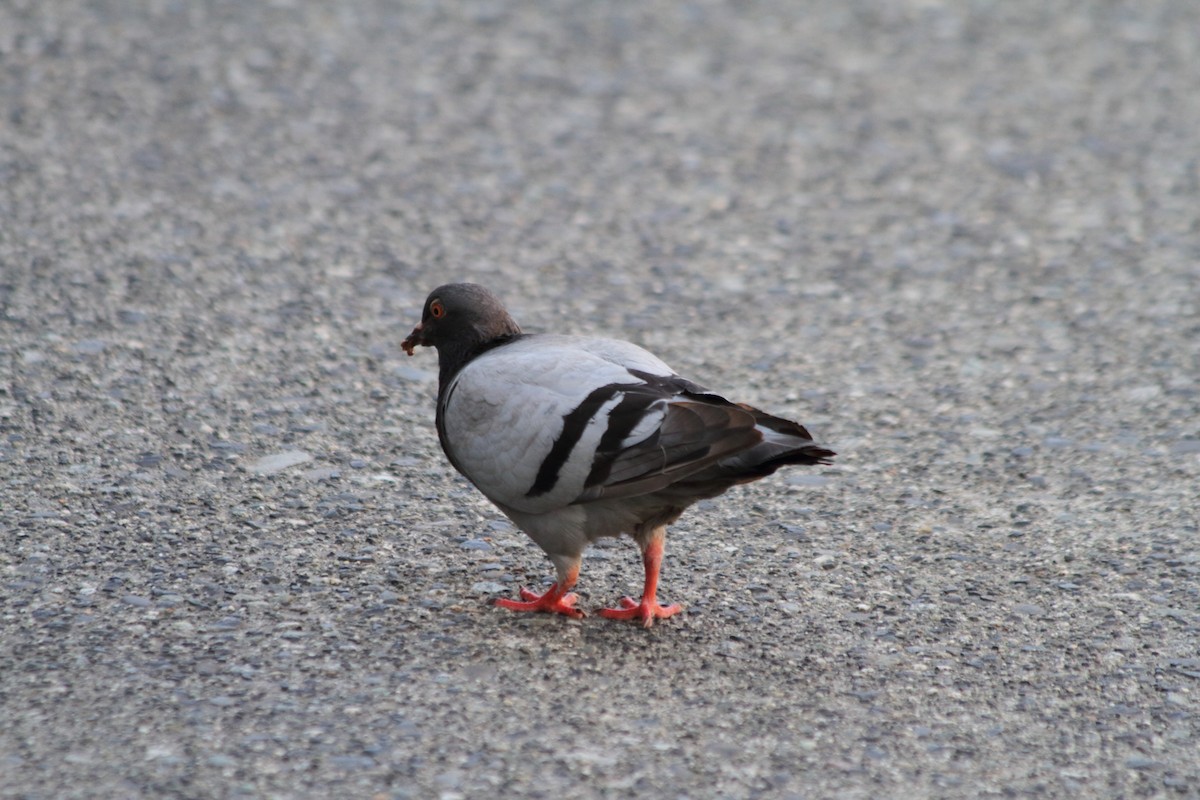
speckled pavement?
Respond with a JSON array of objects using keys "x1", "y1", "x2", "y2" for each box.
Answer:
[{"x1": 2, "y1": 2, "x2": 1198, "y2": 797}]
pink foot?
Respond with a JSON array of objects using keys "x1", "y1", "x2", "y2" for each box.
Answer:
[
  {"x1": 597, "y1": 595, "x2": 682, "y2": 628},
  {"x1": 495, "y1": 584, "x2": 585, "y2": 618}
]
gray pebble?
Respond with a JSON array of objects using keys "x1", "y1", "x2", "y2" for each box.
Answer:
[
  {"x1": 459, "y1": 539, "x2": 492, "y2": 551},
  {"x1": 303, "y1": 467, "x2": 341, "y2": 482},
  {"x1": 248, "y1": 451, "x2": 312, "y2": 475},
  {"x1": 393, "y1": 366, "x2": 435, "y2": 383},
  {"x1": 71, "y1": 339, "x2": 108, "y2": 355},
  {"x1": 785, "y1": 474, "x2": 833, "y2": 487}
]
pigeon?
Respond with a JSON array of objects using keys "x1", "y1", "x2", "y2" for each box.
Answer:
[{"x1": 402, "y1": 283, "x2": 835, "y2": 627}]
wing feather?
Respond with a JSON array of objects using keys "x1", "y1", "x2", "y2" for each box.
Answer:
[{"x1": 574, "y1": 399, "x2": 762, "y2": 502}]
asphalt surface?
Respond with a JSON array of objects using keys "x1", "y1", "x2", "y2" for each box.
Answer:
[{"x1": 2, "y1": 2, "x2": 1199, "y2": 798}]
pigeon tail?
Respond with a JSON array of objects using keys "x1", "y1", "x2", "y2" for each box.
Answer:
[{"x1": 718, "y1": 405, "x2": 836, "y2": 479}]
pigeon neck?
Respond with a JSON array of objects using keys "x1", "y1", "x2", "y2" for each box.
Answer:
[{"x1": 437, "y1": 332, "x2": 525, "y2": 391}]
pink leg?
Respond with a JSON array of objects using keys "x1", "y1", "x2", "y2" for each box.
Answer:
[
  {"x1": 495, "y1": 560, "x2": 585, "y2": 619},
  {"x1": 598, "y1": 527, "x2": 682, "y2": 628}
]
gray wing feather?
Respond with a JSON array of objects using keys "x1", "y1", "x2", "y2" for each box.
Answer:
[{"x1": 574, "y1": 400, "x2": 762, "y2": 502}]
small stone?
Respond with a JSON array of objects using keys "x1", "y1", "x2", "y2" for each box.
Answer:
[
  {"x1": 303, "y1": 467, "x2": 340, "y2": 482},
  {"x1": 393, "y1": 366, "x2": 435, "y2": 383},
  {"x1": 248, "y1": 450, "x2": 312, "y2": 475},
  {"x1": 329, "y1": 755, "x2": 376, "y2": 770},
  {"x1": 814, "y1": 554, "x2": 837, "y2": 570},
  {"x1": 72, "y1": 338, "x2": 108, "y2": 355},
  {"x1": 459, "y1": 539, "x2": 492, "y2": 551},
  {"x1": 778, "y1": 524, "x2": 807, "y2": 541},
  {"x1": 786, "y1": 474, "x2": 832, "y2": 487},
  {"x1": 1125, "y1": 385, "x2": 1161, "y2": 402},
  {"x1": 120, "y1": 595, "x2": 152, "y2": 608},
  {"x1": 1012, "y1": 603, "x2": 1045, "y2": 616},
  {"x1": 471, "y1": 581, "x2": 507, "y2": 594},
  {"x1": 134, "y1": 452, "x2": 163, "y2": 468}
]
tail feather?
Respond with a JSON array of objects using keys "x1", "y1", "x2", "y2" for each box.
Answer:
[
  {"x1": 715, "y1": 433, "x2": 835, "y2": 480},
  {"x1": 723, "y1": 403, "x2": 836, "y2": 474},
  {"x1": 657, "y1": 404, "x2": 834, "y2": 499}
]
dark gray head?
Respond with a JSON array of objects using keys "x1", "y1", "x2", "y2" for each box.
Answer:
[{"x1": 401, "y1": 283, "x2": 522, "y2": 385}]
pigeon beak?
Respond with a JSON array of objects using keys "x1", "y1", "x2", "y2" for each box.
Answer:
[{"x1": 401, "y1": 322, "x2": 425, "y2": 357}]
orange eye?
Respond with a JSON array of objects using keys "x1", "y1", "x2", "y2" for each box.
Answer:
[{"x1": 429, "y1": 300, "x2": 445, "y2": 319}]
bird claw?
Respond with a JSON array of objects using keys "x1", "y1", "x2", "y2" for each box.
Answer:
[
  {"x1": 495, "y1": 586, "x2": 585, "y2": 618},
  {"x1": 516, "y1": 585, "x2": 579, "y2": 605},
  {"x1": 597, "y1": 597, "x2": 682, "y2": 628}
]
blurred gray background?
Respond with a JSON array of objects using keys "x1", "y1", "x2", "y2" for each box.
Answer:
[{"x1": 2, "y1": 1, "x2": 1197, "y2": 797}]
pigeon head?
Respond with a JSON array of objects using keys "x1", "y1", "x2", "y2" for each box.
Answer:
[{"x1": 402, "y1": 283, "x2": 523, "y2": 379}]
